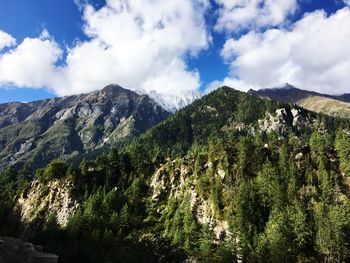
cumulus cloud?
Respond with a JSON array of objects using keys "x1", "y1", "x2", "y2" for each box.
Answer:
[
  {"x1": 213, "y1": 8, "x2": 350, "y2": 95},
  {"x1": 0, "y1": 31, "x2": 62, "y2": 88},
  {"x1": 214, "y1": 0, "x2": 298, "y2": 33},
  {"x1": 0, "y1": 30, "x2": 16, "y2": 50},
  {"x1": 0, "y1": 0, "x2": 210, "y2": 96}
]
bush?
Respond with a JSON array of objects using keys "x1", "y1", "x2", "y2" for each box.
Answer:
[{"x1": 36, "y1": 160, "x2": 67, "y2": 182}]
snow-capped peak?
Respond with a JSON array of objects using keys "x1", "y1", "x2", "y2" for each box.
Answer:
[{"x1": 136, "y1": 89, "x2": 201, "y2": 113}]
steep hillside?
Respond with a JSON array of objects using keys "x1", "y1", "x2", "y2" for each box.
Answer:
[
  {"x1": 299, "y1": 96, "x2": 350, "y2": 118},
  {"x1": 2, "y1": 87, "x2": 350, "y2": 262},
  {"x1": 0, "y1": 85, "x2": 170, "y2": 170}
]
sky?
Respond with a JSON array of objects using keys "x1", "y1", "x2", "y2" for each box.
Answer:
[{"x1": 0, "y1": 0, "x2": 349, "y2": 103}]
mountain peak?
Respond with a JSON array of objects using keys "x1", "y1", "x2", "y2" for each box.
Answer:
[
  {"x1": 276, "y1": 83, "x2": 298, "y2": 90},
  {"x1": 0, "y1": 85, "x2": 170, "y2": 170},
  {"x1": 100, "y1": 84, "x2": 126, "y2": 94},
  {"x1": 135, "y1": 89, "x2": 201, "y2": 113}
]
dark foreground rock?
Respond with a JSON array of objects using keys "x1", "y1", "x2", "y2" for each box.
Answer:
[{"x1": 0, "y1": 237, "x2": 58, "y2": 263}]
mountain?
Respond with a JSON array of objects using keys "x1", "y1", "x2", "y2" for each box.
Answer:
[
  {"x1": 248, "y1": 83, "x2": 350, "y2": 103},
  {"x1": 0, "y1": 84, "x2": 170, "y2": 170},
  {"x1": 2, "y1": 86, "x2": 350, "y2": 262},
  {"x1": 136, "y1": 88, "x2": 201, "y2": 112},
  {"x1": 248, "y1": 84, "x2": 350, "y2": 118},
  {"x1": 133, "y1": 86, "x2": 315, "y2": 158}
]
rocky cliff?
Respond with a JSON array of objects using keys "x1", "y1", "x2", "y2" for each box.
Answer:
[
  {"x1": 17, "y1": 178, "x2": 79, "y2": 227},
  {"x1": 149, "y1": 157, "x2": 231, "y2": 243}
]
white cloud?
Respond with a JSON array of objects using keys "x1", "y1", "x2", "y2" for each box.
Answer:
[
  {"x1": 0, "y1": 30, "x2": 16, "y2": 51},
  {"x1": 0, "y1": 0, "x2": 210, "y2": 96},
  {"x1": 344, "y1": 0, "x2": 350, "y2": 6},
  {"x1": 216, "y1": 8, "x2": 350, "y2": 94},
  {"x1": 214, "y1": 0, "x2": 298, "y2": 33},
  {"x1": 0, "y1": 31, "x2": 62, "y2": 88}
]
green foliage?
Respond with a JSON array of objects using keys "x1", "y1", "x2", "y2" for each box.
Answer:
[
  {"x1": 36, "y1": 160, "x2": 68, "y2": 182},
  {"x1": 335, "y1": 130, "x2": 350, "y2": 176},
  {"x1": 315, "y1": 202, "x2": 350, "y2": 262}
]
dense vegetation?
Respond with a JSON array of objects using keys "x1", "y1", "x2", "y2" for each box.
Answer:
[{"x1": 1, "y1": 87, "x2": 350, "y2": 262}]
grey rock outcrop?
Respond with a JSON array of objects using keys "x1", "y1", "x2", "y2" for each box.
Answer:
[{"x1": 258, "y1": 107, "x2": 311, "y2": 135}]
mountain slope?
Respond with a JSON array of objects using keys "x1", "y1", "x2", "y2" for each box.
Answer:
[
  {"x1": 248, "y1": 84, "x2": 350, "y2": 118},
  {"x1": 0, "y1": 85, "x2": 170, "y2": 170},
  {"x1": 298, "y1": 96, "x2": 350, "y2": 118},
  {"x1": 248, "y1": 84, "x2": 350, "y2": 103}
]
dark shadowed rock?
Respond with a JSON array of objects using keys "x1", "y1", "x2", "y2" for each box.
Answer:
[{"x1": 0, "y1": 237, "x2": 58, "y2": 263}]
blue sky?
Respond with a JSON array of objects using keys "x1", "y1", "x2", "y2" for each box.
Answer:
[
  {"x1": 0, "y1": 0, "x2": 349, "y2": 103},
  {"x1": 0, "y1": 0, "x2": 84, "y2": 102}
]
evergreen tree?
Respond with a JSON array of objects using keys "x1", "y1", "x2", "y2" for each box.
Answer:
[{"x1": 335, "y1": 130, "x2": 350, "y2": 176}]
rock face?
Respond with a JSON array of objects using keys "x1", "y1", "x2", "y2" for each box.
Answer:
[
  {"x1": 0, "y1": 237, "x2": 58, "y2": 263},
  {"x1": 0, "y1": 84, "x2": 170, "y2": 170},
  {"x1": 258, "y1": 107, "x2": 311, "y2": 135},
  {"x1": 17, "y1": 179, "x2": 79, "y2": 227},
  {"x1": 150, "y1": 159, "x2": 230, "y2": 242}
]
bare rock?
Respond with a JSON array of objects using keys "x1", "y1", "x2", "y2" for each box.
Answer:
[
  {"x1": 17, "y1": 179, "x2": 79, "y2": 227},
  {"x1": 295, "y1": 152, "x2": 304, "y2": 160}
]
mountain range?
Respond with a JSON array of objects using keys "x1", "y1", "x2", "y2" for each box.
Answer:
[{"x1": 2, "y1": 83, "x2": 350, "y2": 171}]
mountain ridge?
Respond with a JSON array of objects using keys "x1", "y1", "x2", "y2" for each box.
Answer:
[
  {"x1": 248, "y1": 84, "x2": 350, "y2": 118},
  {"x1": 248, "y1": 84, "x2": 350, "y2": 103},
  {"x1": 0, "y1": 84, "x2": 170, "y2": 170}
]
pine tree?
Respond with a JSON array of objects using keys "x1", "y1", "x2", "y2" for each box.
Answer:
[{"x1": 335, "y1": 130, "x2": 350, "y2": 176}]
